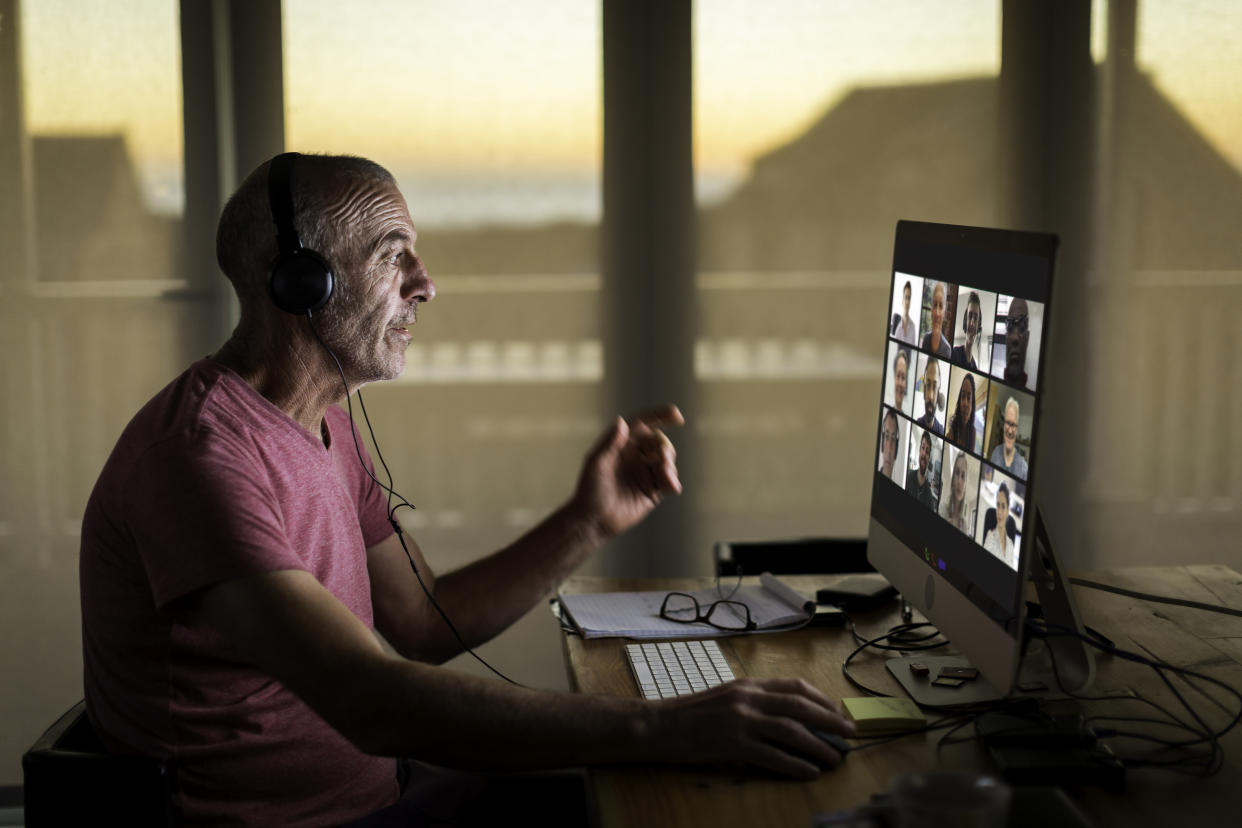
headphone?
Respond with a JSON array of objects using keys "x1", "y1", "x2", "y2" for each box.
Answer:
[{"x1": 267, "y1": 152, "x2": 335, "y2": 315}]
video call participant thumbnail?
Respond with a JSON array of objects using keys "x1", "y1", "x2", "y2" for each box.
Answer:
[
  {"x1": 885, "y1": 342, "x2": 914, "y2": 418},
  {"x1": 944, "y1": 367, "x2": 989, "y2": 456},
  {"x1": 976, "y1": 469, "x2": 1024, "y2": 570},
  {"x1": 990, "y1": 295, "x2": 1044, "y2": 393},
  {"x1": 988, "y1": 394, "x2": 1029, "y2": 480},
  {"x1": 877, "y1": 407, "x2": 905, "y2": 482},
  {"x1": 915, "y1": 354, "x2": 944, "y2": 436},
  {"x1": 938, "y1": 446, "x2": 979, "y2": 536},
  {"x1": 905, "y1": 425, "x2": 941, "y2": 512},
  {"x1": 890, "y1": 274, "x2": 921, "y2": 347},
  {"x1": 921, "y1": 281, "x2": 952, "y2": 359},
  {"x1": 950, "y1": 289, "x2": 994, "y2": 372}
]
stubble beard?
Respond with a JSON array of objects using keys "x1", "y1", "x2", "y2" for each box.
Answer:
[{"x1": 313, "y1": 282, "x2": 406, "y2": 387}]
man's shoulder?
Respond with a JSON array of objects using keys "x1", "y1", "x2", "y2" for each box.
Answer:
[{"x1": 111, "y1": 362, "x2": 250, "y2": 458}]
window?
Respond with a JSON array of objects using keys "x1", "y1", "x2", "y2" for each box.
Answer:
[
  {"x1": 1, "y1": 0, "x2": 190, "y2": 786},
  {"x1": 692, "y1": 1, "x2": 1000, "y2": 544},
  {"x1": 1082, "y1": 0, "x2": 1242, "y2": 558},
  {"x1": 284, "y1": 0, "x2": 603, "y2": 564}
]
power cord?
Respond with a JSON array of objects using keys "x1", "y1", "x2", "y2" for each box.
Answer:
[
  {"x1": 1069, "y1": 576, "x2": 1242, "y2": 618},
  {"x1": 837, "y1": 609, "x2": 1240, "y2": 778}
]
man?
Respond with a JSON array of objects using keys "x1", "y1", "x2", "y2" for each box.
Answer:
[
  {"x1": 905, "y1": 429, "x2": 937, "y2": 511},
  {"x1": 950, "y1": 290, "x2": 982, "y2": 370},
  {"x1": 879, "y1": 407, "x2": 900, "y2": 479},
  {"x1": 79, "y1": 154, "x2": 853, "y2": 827},
  {"x1": 989, "y1": 397, "x2": 1028, "y2": 479},
  {"x1": 916, "y1": 356, "x2": 943, "y2": 435},
  {"x1": 1002, "y1": 297, "x2": 1030, "y2": 387},
  {"x1": 891, "y1": 280, "x2": 917, "y2": 345},
  {"x1": 920, "y1": 281, "x2": 951, "y2": 358}
]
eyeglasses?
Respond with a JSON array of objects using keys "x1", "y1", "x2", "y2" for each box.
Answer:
[
  {"x1": 1006, "y1": 314, "x2": 1028, "y2": 334},
  {"x1": 1003, "y1": 419, "x2": 1019, "y2": 431},
  {"x1": 659, "y1": 592, "x2": 755, "y2": 632}
]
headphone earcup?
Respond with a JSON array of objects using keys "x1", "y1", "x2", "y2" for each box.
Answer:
[{"x1": 268, "y1": 247, "x2": 334, "y2": 315}]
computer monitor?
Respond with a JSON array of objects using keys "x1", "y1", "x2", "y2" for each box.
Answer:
[{"x1": 868, "y1": 220, "x2": 1093, "y2": 706}]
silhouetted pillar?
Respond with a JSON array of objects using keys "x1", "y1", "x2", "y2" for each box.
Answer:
[
  {"x1": 0, "y1": 0, "x2": 29, "y2": 283},
  {"x1": 180, "y1": 0, "x2": 286, "y2": 340},
  {"x1": 999, "y1": 0, "x2": 1095, "y2": 565},
  {"x1": 600, "y1": 0, "x2": 699, "y2": 575}
]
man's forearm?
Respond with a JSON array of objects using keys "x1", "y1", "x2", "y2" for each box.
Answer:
[
  {"x1": 417, "y1": 500, "x2": 608, "y2": 661},
  {"x1": 344, "y1": 651, "x2": 654, "y2": 768}
]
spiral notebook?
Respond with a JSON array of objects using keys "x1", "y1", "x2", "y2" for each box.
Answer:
[{"x1": 557, "y1": 572, "x2": 816, "y2": 639}]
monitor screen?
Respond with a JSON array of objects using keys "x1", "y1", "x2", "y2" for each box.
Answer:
[{"x1": 868, "y1": 220, "x2": 1057, "y2": 701}]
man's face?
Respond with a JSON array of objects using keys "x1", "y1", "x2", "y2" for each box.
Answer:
[
  {"x1": 894, "y1": 355, "x2": 907, "y2": 408},
  {"x1": 1003, "y1": 401, "x2": 1019, "y2": 450},
  {"x1": 881, "y1": 415, "x2": 898, "y2": 474},
  {"x1": 1005, "y1": 298, "x2": 1030, "y2": 375},
  {"x1": 923, "y1": 361, "x2": 938, "y2": 413},
  {"x1": 930, "y1": 283, "x2": 945, "y2": 340},
  {"x1": 919, "y1": 433, "x2": 931, "y2": 473},
  {"x1": 902, "y1": 284, "x2": 911, "y2": 314},
  {"x1": 316, "y1": 182, "x2": 436, "y2": 384}
]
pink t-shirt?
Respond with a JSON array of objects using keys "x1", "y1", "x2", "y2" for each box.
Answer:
[{"x1": 80, "y1": 359, "x2": 399, "y2": 826}]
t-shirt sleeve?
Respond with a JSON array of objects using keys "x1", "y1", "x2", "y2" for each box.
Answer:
[{"x1": 126, "y1": 434, "x2": 306, "y2": 609}]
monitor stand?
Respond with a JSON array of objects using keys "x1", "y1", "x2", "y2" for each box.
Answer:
[{"x1": 885, "y1": 508, "x2": 1095, "y2": 708}]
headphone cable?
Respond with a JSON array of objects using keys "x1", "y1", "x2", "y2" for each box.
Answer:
[{"x1": 305, "y1": 313, "x2": 521, "y2": 685}]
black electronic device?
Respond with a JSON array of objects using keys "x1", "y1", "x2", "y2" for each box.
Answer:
[
  {"x1": 810, "y1": 604, "x2": 847, "y2": 626},
  {"x1": 975, "y1": 711, "x2": 1097, "y2": 749},
  {"x1": 815, "y1": 574, "x2": 898, "y2": 611},
  {"x1": 267, "y1": 151, "x2": 335, "y2": 315},
  {"x1": 867, "y1": 220, "x2": 1095, "y2": 707},
  {"x1": 987, "y1": 743, "x2": 1125, "y2": 790}
]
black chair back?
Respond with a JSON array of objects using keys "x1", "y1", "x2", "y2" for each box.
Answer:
[{"x1": 22, "y1": 700, "x2": 179, "y2": 827}]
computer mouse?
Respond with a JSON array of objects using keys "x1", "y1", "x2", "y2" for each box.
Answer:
[{"x1": 811, "y1": 728, "x2": 851, "y2": 758}]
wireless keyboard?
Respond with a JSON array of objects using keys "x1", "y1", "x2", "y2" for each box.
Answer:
[{"x1": 624, "y1": 640, "x2": 736, "y2": 700}]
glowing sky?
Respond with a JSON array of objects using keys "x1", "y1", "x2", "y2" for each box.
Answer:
[{"x1": 15, "y1": 0, "x2": 1242, "y2": 216}]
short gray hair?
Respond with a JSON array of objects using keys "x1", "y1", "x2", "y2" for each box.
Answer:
[{"x1": 215, "y1": 154, "x2": 396, "y2": 306}]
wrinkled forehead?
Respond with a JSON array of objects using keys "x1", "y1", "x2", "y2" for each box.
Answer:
[{"x1": 322, "y1": 177, "x2": 416, "y2": 257}]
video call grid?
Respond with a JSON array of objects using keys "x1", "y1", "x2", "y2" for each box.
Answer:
[{"x1": 878, "y1": 272, "x2": 1045, "y2": 572}]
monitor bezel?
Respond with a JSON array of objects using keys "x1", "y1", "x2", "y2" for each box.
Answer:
[{"x1": 868, "y1": 219, "x2": 1059, "y2": 698}]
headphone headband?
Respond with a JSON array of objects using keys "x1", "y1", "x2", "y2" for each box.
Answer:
[
  {"x1": 268, "y1": 151, "x2": 302, "y2": 256},
  {"x1": 267, "y1": 152, "x2": 334, "y2": 315}
]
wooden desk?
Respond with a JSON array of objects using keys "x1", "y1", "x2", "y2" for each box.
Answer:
[{"x1": 560, "y1": 566, "x2": 1242, "y2": 828}]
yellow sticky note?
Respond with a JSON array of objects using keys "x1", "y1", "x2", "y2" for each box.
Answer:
[{"x1": 842, "y1": 696, "x2": 927, "y2": 733}]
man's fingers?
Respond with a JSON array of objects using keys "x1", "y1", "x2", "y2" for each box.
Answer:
[
  {"x1": 586, "y1": 415, "x2": 629, "y2": 462},
  {"x1": 740, "y1": 741, "x2": 822, "y2": 780},
  {"x1": 626, "y1": 404, "x2": 685, "y2": 430},
  {"x1": 748, "y1": 676, "x2": 845, "y2": 717}
]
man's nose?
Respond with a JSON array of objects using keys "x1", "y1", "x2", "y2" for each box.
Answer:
[{"x1": 402, "y1": 255, "x2": 436, "y2": 303}]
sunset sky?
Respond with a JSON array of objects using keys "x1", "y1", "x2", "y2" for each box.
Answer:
[{"x1": 16, "y1": 0, "x2": 1242, "y2": 220}]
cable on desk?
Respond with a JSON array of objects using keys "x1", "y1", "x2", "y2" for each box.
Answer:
[
  {"x1": 839, "y1": 616, "x2": 947, "y2": 698},
  {"x1": 1068, "y1": 577, "x2": 1242, "y2": 618},
  {"x1": 1029, "y1": 618, "x2": 1242, "y2": 777}
]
